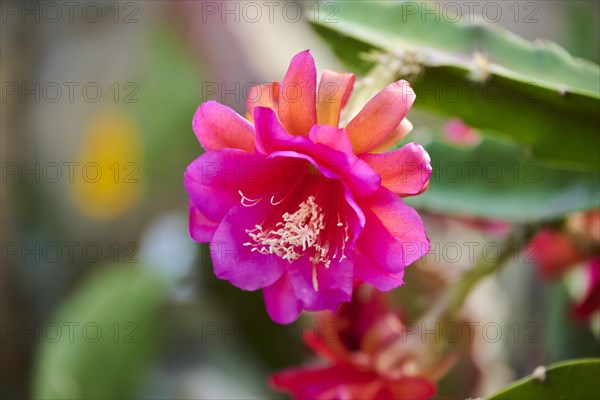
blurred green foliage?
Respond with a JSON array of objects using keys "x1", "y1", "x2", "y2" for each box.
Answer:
[
  {"x1": 312, "y1": 1, "x2": 600, "y2": 169},
  {"x1": 32, "y1": 266, "x2": 168, "y2": 399},
  {"x1": 404, "y1": 137, "x2": 600, "y2": 222},
  {"x1": 485, "y1": 359, "x2": 600, "y2": 399}
]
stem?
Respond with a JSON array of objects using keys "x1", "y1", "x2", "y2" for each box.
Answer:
[
  {"x1": 448, "y1": 234, "x2": 519, "y2": 315},
  {"x1": 377, "y1": 225, "x2": 537, "y2": 371}
]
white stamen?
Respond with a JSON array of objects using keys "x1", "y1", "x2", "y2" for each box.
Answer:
[
  {"x1": 243, "y1": 195, "x2": 349, "y2": 271},
  {"x1": 238, "y1": 190, "x2": 262, "y2": 207},
  {"x1": 270, "y1": 195, "x2": 285, "y2": 206}
]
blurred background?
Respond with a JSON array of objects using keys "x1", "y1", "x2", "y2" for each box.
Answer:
[{"x1": 1, "y1": 1, "x2": 599, "y2": 399}]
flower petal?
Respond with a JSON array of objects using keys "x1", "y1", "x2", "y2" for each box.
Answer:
[
  {"x1": 354, "y1": 188, "x2": 430, "y2": 290},
  {"x1": 271, "y1": 365, "x2": 376, "y2": 400},
  {"x1": 287, "y1": 256, "x2": 354, "y2": 312},
  {"x1": 278, "y1": 50, "x2": 317, "y2": 137},
  {"x1": 254, "y1": 106, "x2": 312, "y2": 155},
  {"x1": 382, "y1": 378, "x2": 437, "y2": 400},
  {"x1": 192, "y1": 101, "x2": 255, "y2": 152},
  {"x1": 302, "y1": 329, "x2": 351, "y2": 366},
  {"x1": 246, "y1": 82, "x2": 280, "y2": 122},
  {"x1": 308, "y1": 124, "x2": 353, "y2": 154},
  {"x1": 211, "y1": 201, "x2": 286, "y2": 291},
  {"x1": 371, "y1": 118, "x2": 414, "y2": 153},
  {"x1": 367, "y1": 188, "x2": 430, "y2": 266},
  {"x1": 254, "y1": 107, "x2": 381, "y2": 198},
  {"x1": 346, "y1": 80, "x2": 416, "y2": 154},
  {"x1": 360, "y1": 143, "x2": 431, "y2": 196},
  {"x1": 573, "y1": 257, "x2": 600, "y2": 319},
  {"x1": 270, "y1": 149, "x2": 380, "y2": 200},
  {"x1": 530, "y1": 230, "x2": 585, "y2": 279},
  {"x1": 354, "y1": 244, "x2": 406, "y2": 291},
  {"x1": 263, "y1": 274, "x2": 303, "y2": 324},
  {"x1": 189, "y1": 201, "x2": 218, "y2": 242},
  {"x1": 184, "y1": 149, "x2": 270, "y2": 221},
  {"x1": 317, "y1": 69, "x2": 355, "y2": 127}
]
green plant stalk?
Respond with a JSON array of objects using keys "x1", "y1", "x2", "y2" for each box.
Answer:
[
  {"x1": 377, "y1": 226, "x2": 536, "y2": 372},
  {"x1": 454, "y1": 233, "x2": 524, "y2": 313}
]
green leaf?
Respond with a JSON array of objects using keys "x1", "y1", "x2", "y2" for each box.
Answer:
[
  {"x1": 485, "y1": 359, "x2": 600, "y2": 400},
  {"x1": 32, "y1": 266, "x2": 168, "y2": 400},
  {"x1": 311, "y1": 1, "x2": 600, "y2": 169},
  {"x1": 131, "y1": 27, "x2": 205, "y2": 190},
  {"x1": 403, "y1": 138, "x2": 600, "y2": 222}
]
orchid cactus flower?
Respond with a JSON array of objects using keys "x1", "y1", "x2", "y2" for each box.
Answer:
[
  {"x1": 270, "y1": 287, "x2": 454, "y2": 399},
  {"x1": 530, "y1": 209, "x2": 600, "y2": 320},
  {"x1": 185, "y1": 50, "x2": 431, "y2": 323},
  {"x1": 442, "y1": 118, "x2": 481, "y2": 147}
]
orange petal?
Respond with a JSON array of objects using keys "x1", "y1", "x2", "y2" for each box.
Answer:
[
  {"x1": 278, "y1": 50, "x2": 317, "y2": 136},
  {"x1": 317, "y1": 69, "x2": 355, "y2": 127},
  {"x1": 371, "y1": 118, "x2": 414, "y2": 153},
  {"x1": 346, "y1": 80, "x2": 416, "y2": 154},
  {"x1": 246, "y1": 82, "x2": 279, "y2": 122}
]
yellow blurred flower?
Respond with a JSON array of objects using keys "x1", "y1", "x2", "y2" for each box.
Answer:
[{"x1": 70, "y1": 109, "x2": 142, "y2": 220}]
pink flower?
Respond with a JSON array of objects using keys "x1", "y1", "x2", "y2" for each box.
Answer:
[
  {"x1": 529, "y1": 229, "x2": 586, "y2": 280},
  {"x1": 443, "y1": 119, "x2": 481, "y2": 147},
  {"x1": 529, "y1": 209, "x2": 600, "y2": 320},
  {"x1": 573, "y1": 257, "x2": 600, "y2": 319},
  {"x1": 184, "y1": 50, "x2": 431, "y2": 323},
  {"x1": 270, "y1": 288, "x2": 453, "y2": 399}
]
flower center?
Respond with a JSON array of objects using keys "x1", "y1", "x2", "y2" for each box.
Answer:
[
  {"x1": 238, "y1": 159, "x2": 354, "y2": 291},
  {"x1": 240, "y1": 187, "x2": 350, "y2": 291},
  {"x1": 244, "y1": 195, "x2": 325, "y2": 262}
]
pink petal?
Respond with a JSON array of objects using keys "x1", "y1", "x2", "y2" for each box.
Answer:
[
  {"x1": 346, "y1": 80, "x2": 415, "y2": 154},
  {"x1": 360, "y1": 143, "x2": 431, "y2": 196},
  {"x1": 193, "y1": 101, "x2": 255, "y2": 152},
  {"x1": 254, "y1": 106, "x2": 311, "y2": 156},
  {"x1": 302, "y1": 330, "x2": 351, "y2": 366},
  {"x1": 364, "y1": 188, "x2": 430, "y2": 266},
  {"x1": 287, "y1": 256, "x2": 354, "y2": 312},
  {"x1": 270, "y1": 149, "x2": 380, "y2": 200},
  {"x1": 255, "y1": 107, "x2": 381, "y2": 198},
  {"x1": 529, "y1": 230, "x2": 585, "y2": 279},
  {"x1": 189, "y1": 201, "x2": 218, "y2": 242},
  {"x1": 354, "y1": 188, "x2": 430, "y2": 290},
  {"x1": 443, "y1": 118, "x2": 481, "y2": 147},
  {"x1": 246, "y1": 82, "x2": 280, "y2": 122},
  {"x1": 383, "y1": 378, "x2": 437, "y2": 400},
  {"x1": 278, "y1": 50, "x2": 317, "y2": 137},
  {"x1": 184, "y1": 149, "x2": 270, "y2": 222},
  {"x1": 308, "y1": 124, "x2": 353, "y2": 154},
  {"x1": 354, "y1": 257, "x2": 406, "y2": 291},
  {"x1": 263, "y1": 274, "x2": 302, "y2": 324},
  {"x1": 574, "y1": 257, "x2": 600, "y2": 319},
  {"x1": 211, "y1": 201, "x2": 286, "y2": 291},
  {"x1": 317, "y1": 69, "x2": 355, "y2": 127},
  {"x1": 271, "y1": 365, "x2": 376, "y2": 400},
  {"x1": 371, "y1": 118, "x2": 414, "y2": 153},
  {"x1": 270, "y1": 366, "x2": 339, "y2": 399}
]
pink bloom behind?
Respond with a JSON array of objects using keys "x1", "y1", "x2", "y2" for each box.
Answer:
[
  {"x1": 185, "y1": 50, "x2": 431, "y2": 323},
  {"x1": 443, "y1": 119, "x2": 481, "y2": 147},
  {"x1": 529, "y1": 209, "x2": 600, "y2": 320},
  {"x1": 270, "y1": 288, "x2": 452, "y2": 400},
  {"x1": 574, "y1": 257, "x2": 600, "y2": 319}
]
